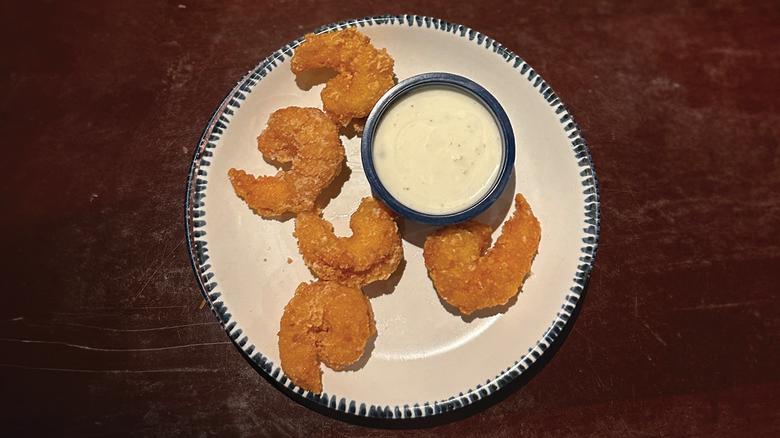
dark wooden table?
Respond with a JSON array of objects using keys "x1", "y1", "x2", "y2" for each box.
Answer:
[{"x1": 3, "y1": 1, "x2": 778, "y2": 436}]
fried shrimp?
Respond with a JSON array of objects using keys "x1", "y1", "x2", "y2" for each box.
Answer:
[
  {"x1": 228, "y1": 107, "x2": 345, "y2": 217},
  {"x1": 423, "y1": 194, "x2": 542, "y2": 316},
  {"x1": 291, "y1": 28, "x2": 395, "y2": 127},
  {"x1": 294, "y1": 197, "x2": 403, "y2": 287},
  {"x1": 278, "y1": 281, "x2": 376, "y2": 393}
]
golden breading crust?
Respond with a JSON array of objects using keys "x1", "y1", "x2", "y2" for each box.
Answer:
[
  {"x1": 423, "y1": 194, "x2": 542, "y2": 316},
  {"x1": 291, "y1": 28, "x2": 395, "y2": 127},
  {"x1": 228, "y1": 107, "x2": 345, "y2": 217},
  {"x1": 294, "y1": 197, "x2": 403, "y2": 287},
  {"x1": 278, "y1": 281, "x2": 376, "y2": 393}
]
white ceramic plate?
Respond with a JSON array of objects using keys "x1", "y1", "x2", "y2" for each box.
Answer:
[{"x1": 185, "y1": 15, "x2": 599, "y2": 424}]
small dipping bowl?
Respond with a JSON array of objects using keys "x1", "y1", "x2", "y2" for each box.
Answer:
[{"x1": 362, "y1": 72, "x2": 515, "y2": 225}]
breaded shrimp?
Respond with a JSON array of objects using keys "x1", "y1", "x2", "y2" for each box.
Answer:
[
  {"x1": 291, "y1": 28, "x2": 395, "y2": 127},
  {"x1": 423, "y1": 194, "x2": 542, "y2": 316},
  {"x1": 228, "y1": 107, "x2": 345, "y2": 217},
  {"x1": 294, "y1": 197, "x2": 403, "y2": 287},
  {"x1": 278, "y1": 281, "x2": 376, "y2": 393}
]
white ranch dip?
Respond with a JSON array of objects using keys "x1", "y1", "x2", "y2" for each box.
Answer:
[{"x1": 372, "y1": 86, "x2": 503, "y2": 215}]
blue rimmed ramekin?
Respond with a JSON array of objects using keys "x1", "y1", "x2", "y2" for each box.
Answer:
[{"x1": 361, "y1": 72, "x2": 515, "y2": 225}]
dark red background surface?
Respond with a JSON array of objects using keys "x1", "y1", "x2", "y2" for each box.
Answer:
[{"x1": 2, "y1": 1, "x2": 779, "y2": 436}]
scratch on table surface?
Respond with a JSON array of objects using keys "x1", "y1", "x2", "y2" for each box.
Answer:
[
  {"x1": 642, "y1": 322, "x2": 668, "y2": 347},
  {"x1": 0, "y1": 338, "x2": 230, "y2": 352},
  {"x1": 132, "y1": 238, "x2": 185, "y2": 301},
  {"x1": 0, "y1": 364, "x2": 220, "y2": 373},
  {"x1": 586, "y1": 358, "x2": 609, "y2": 391},
  {"x1": 19, "y1": 321, "x2": 219, "y2": 333},
  {"x1": 673, "y1": 300, "x2": 772, "y2": 311},
  {"x1": 580, "y1": 332, "x2": 607, "y2": 356},
  {"x1": 634, "y1": 293, "x2": 639, "y2": 318},
  {"x1": 50, "y1": 305, "x2": 191, "y2": 316},
  {"x1": 617, "y1": 417, "x2": 634, "y2": 436},
  {"x1": 124, "y1": 305, "x2": 191, "y2": 310}
]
